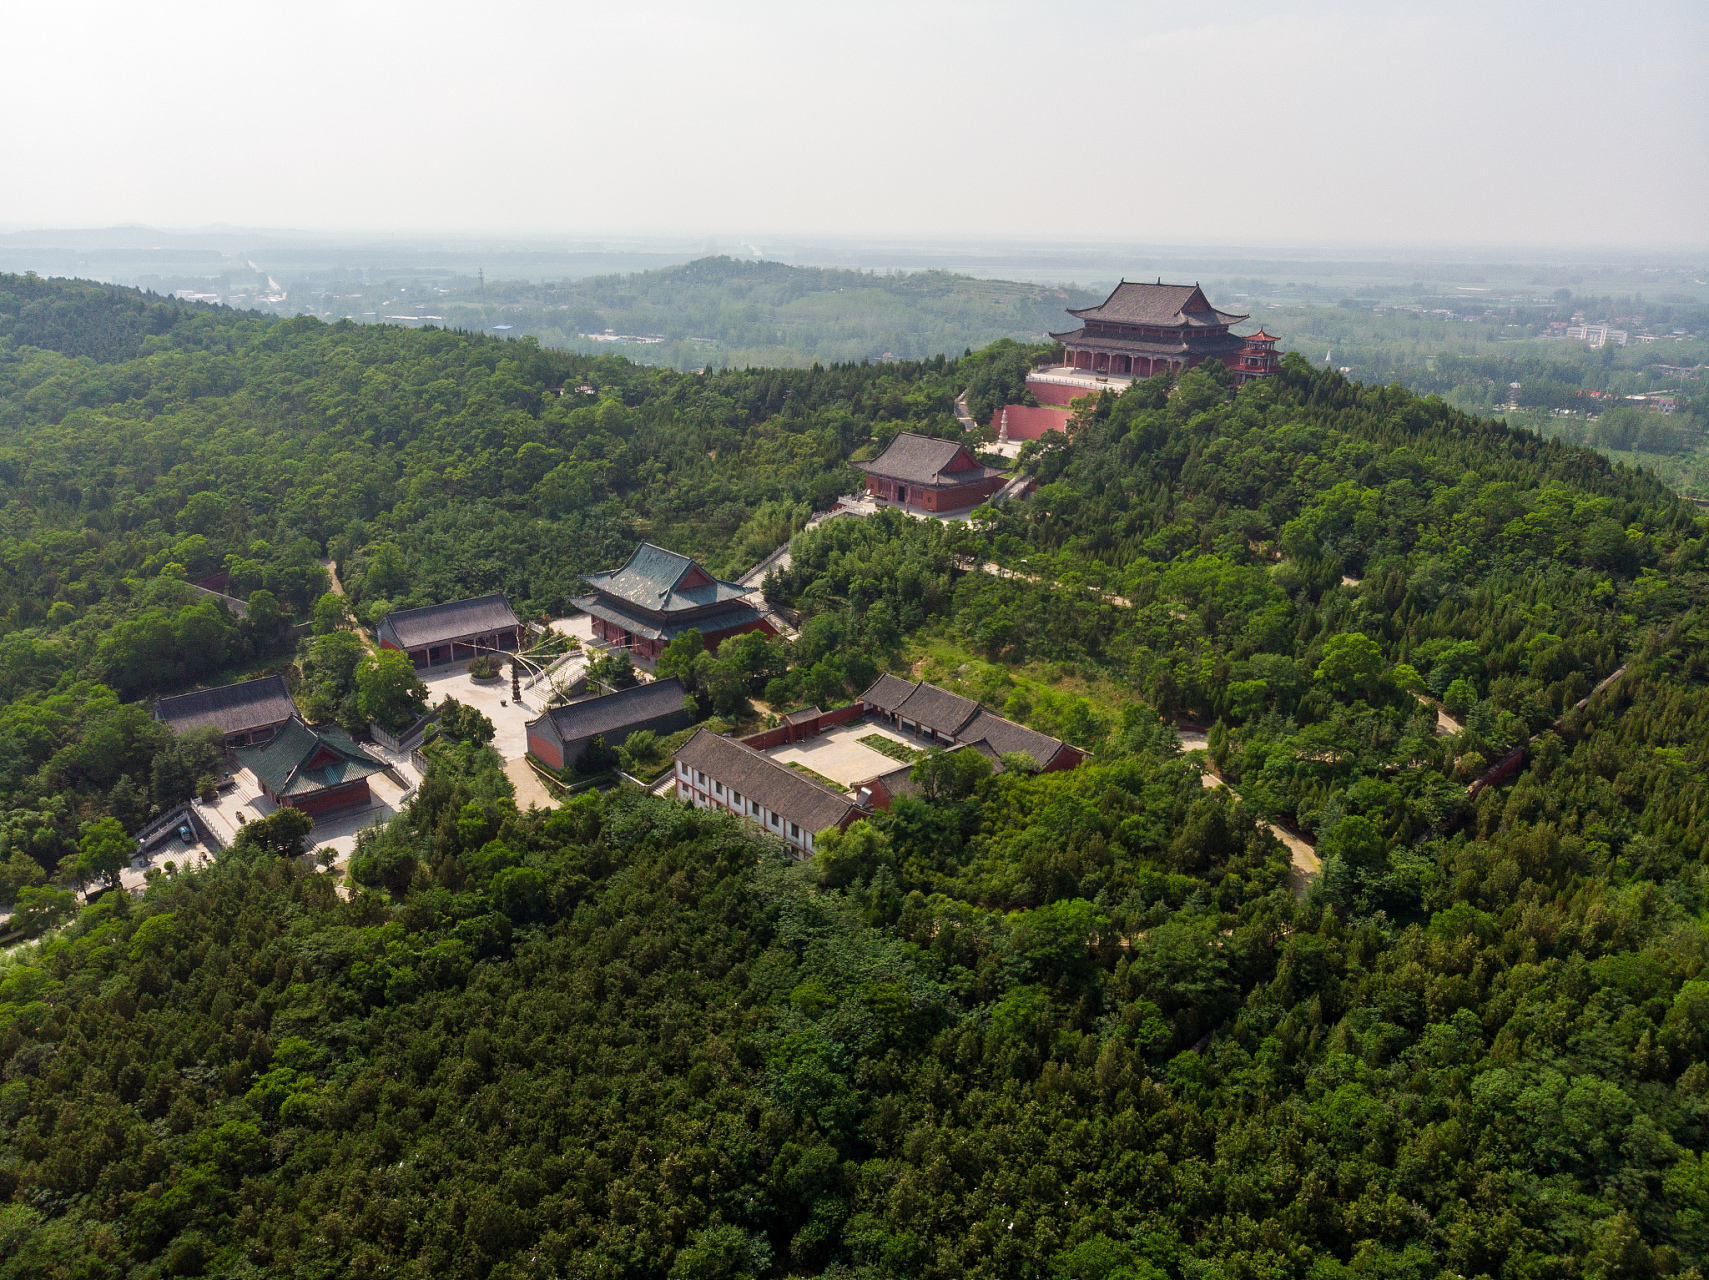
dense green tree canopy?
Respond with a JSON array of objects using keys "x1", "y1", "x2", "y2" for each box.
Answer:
[{"x1": 0, "y1": 279, "x2": 1707, "y2": 1278}]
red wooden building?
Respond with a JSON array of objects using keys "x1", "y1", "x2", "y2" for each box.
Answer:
[
  {"x1": 853, "y1": 432, "x2": 1007, "y2": 515},
  {"x1": 376, "y1": 594, "x2": 521, "y2": 669},
  {"x1": 233, "y1": 718, "x2": 383, "y2": 817},
  {"x1": 1051, "y1": 281, "x2": 1280, "y2": 385}
]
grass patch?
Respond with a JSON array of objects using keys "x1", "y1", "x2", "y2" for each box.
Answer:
[
  {"x1": 898, "y1": 623, "x2": 1152, "y2": 751},
  {"x1": 859, "y1": 734, "x2": 921, "y2": 764},
  {"x1": 785, "y1": 761, "x2": 847, "y2": 791}
]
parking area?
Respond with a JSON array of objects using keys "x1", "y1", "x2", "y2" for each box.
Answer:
[{"x1": 763, "y1": 720, "x2": 922, "y2": 789}]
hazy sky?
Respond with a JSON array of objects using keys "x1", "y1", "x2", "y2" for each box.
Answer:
[{"x1": 4, "y1": 0, "x2": 1704, "y2": 250}]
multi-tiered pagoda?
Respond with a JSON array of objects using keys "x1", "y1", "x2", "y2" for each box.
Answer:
[{"x1": 1050, "y1": 281, "x2": 1279, "y2": 385}]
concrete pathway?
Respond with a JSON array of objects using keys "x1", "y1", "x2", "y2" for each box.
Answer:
[
  {"x1": 1414, "y1": 693, "x2": 1463, "y2": 736},
  {"x1": 1187, "y1": 745, "x2": 1321, "y2": 897},
  {"x1": 505, "y1": 756, "x2": 559, "y2": 810},
  {"x1": 321, "y1": 559, "x2": 376, "y2": 652},
  {"x1": 953, "y1": 556, "x2": 1131, "y2": 606}
]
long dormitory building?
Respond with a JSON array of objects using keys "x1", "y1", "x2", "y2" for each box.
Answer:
[{"x1": 672, "y1": 728, "x2": 866, "y2": 857}]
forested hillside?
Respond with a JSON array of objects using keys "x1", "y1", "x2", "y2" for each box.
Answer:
[
  {"x1": 423, "y1": 258, "x2": 1101, "y2": 371},
  {"x1": 2, "y1": 277, "x2": 1709, "y2": 1278}
]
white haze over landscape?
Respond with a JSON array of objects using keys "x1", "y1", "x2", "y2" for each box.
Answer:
[{"x1": 1, "y1": 0, "x2": 1704, "y2": 254}]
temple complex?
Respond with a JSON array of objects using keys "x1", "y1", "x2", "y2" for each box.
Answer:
[{"x1": 1047, "y1": 281, "x2": 1280, "y2": 385}]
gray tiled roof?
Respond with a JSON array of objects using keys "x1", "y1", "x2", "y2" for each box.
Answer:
[
  {"x1": 894, "y1": 682, "x2": 981, "y2": 737},
  {"x1": 530, "y1": 678, "x2": 688, "y2": 746},
  {"x1": 859, "y1": 677, "x2": 1079, "y2": 766},
  {"x1": 674, "y1": 729, "x2": 862, "y2": 835},
  {"x1": 961, "y1": 710, "x2": 1068, "y2": 768},
  {"x1": 853, "y1": 433, "x2": 1005, "y2": 488},
  {"x1": 583, "y1": 544, "x2": 750, "y2": 614},
  {"x1": 860, "y1": 674, "x2": 919, "y2": 714},
  {"x1": 379, "y1": 594, "x2": 519, "y2": 650},
  {"x1": 155, "y1": 675, "x2": 298, "y2": 736},
  {"x1": 1066, "y1": 281, "x2": 1247, "y2": 329},
  {"x1": 783, "y1": 706, "x2": 823, "y2": 726}
]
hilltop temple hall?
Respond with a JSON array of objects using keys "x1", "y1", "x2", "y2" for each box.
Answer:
[{"x1": 1049, "y1": 281, "x2": 1279, "y2": 385}]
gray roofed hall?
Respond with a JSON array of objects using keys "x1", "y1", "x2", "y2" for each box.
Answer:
[
  {"x1": 674, "y1": 729, "x2": 862, "y2": 835},
  {"x1": 893, "y1": 682, "x2": 981, "y2": 736},
  {"x1": 234, "y1": 718, "x2": 382, "y2": 798},
  {"x1": 860, "y1": 674, "x2": 920, "y2": 714},
  {"x1": 959, "y1": 710, "x2": 1067, "y2": 767},
  {"x1": 582, "y1": 543, "x2": 751, "y2": 614},
  {"x1": 529, "y1": 677, "x2": 688, "y2": 746},
  {"x1": 377, "y1": 594, "x2": 520, "y2": 651},
  {"x1": 860, "y1": 675, "x2": 980, "y2": 737},
  {"x1": 155, "y1": 674, "x2": 298, "y2": 736},
  {"x1": 853, "y1": 433, "x2": 1005, "y2": 489},
  {"x1": 1064, "y1": 281, "x2": 1247, "y2": 329},
  {"x1": 859, "y1": 677, "x2": 1083, "y2": 766}
]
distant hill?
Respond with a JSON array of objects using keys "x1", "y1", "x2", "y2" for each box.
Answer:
[{"x1": 417, "y1": 257, "x2": 1102, "y2": 369}]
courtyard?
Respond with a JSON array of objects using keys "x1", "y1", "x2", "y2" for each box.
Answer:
[
  {"x1": 195, "y1": 764, "x2": 414, "y2": 871},
  {"x1": 761, "y1": 719, "x2": 922, "y2": 790}
]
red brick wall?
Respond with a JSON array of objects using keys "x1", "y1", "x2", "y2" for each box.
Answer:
[
  {"x1": 739, "y1": 702, "x2": 866, "y2": 751},
  {"x1": 527, "y1": 726, "x2": 563, "y2": 770},
  {"x1": 739, "y1": 724, "x2": 790, "y2": 750},
  {"x1": 1043, "y1": 745, "x2": 1087, "y2": 773},
  {"x1": 1023, "y1": 380, "x2": 1082, "y2": 407},
  {"x1": 285, "y1": 779, "x2": 372, "y2": 815},
  {"x1": 923, "y1": 477, "x2": 1004, "y2": 512},
  {"x1": 704, "y1": 618, "x2": 777, "y2": 651},
  {"x1": 988, "y1": 404, "x2": 1073, "y2": 440}
]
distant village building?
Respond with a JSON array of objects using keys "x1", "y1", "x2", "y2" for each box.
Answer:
[
  {"x1": 376, "y1": 594, "x2": 521, "y2": 669},
  {"x1": 857, "y1": 675, "x2": 1086, "y2": 772},
  {"x1": 574, "y1": 544, "x2": 775, "y2": 663},
  {"x1": 1566, "y1": 323, "x2": 1628, "y2": 349},
  {"x1": 233, "y1": 718, "x2": 383, "y2": 816},
  {"x1": 155, "y1": 674, "x2": 299, "y2": 748},
  {"x1": 1050, "y1": 282, "x2": 1281, "y2": 384},
  {"x1": 672, "y1": 728, "x2": 867, "y2": 856},
  {"x1": 525, "y1": 677, "x2": 693, "y2": 772},
  {"x1": 853, "y1": 432, "x2": 1008, "y2": 515}
]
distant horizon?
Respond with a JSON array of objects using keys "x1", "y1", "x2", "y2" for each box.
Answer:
[{"x1": 1, "y1": 224, "x2": 1704, "y2": 267}]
